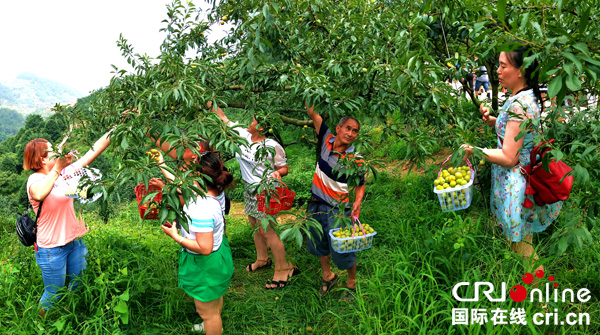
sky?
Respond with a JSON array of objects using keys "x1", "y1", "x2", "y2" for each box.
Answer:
[{"x1": 0, "y1": 0, "x2": 229, "y2": 95}]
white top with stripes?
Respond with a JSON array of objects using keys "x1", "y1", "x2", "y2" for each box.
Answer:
[{"x1": 181, "y1": 194, "x2": 224, "y2": 254}]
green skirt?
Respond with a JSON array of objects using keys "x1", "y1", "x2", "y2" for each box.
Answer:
[{"x1": 178, "y1": 237, "x2": 234, "y2": 302}]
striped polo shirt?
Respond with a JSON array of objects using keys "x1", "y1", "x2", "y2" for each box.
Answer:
[{"x1": 311, "y1": 122, "x2": 364, "y2": 208}]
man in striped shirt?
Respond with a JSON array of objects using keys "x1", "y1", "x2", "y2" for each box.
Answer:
[{"x1": 305, "y1": 103, "x2": 365, "y2": 300}]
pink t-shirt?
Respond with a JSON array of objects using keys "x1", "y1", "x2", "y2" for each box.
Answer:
[{"x1": 27, "y1": 172, "x2": 87, "y2": 248}]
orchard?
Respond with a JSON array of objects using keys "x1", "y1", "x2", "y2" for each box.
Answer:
[{"x1": 1, "y1": 0, "x2": 599, "y2": 333}]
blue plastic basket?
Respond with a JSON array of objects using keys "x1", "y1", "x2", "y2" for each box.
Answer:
[{"x1": 329, "y1": 219, "x2": 377, "y2": 253}]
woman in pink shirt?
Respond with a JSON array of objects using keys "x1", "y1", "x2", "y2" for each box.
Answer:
[{"x1": 23, "y1": 129, "x2": 113, "y2": 317}]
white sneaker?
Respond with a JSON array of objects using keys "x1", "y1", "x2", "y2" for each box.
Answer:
[
  {"x1": 191, "y1": 322, "x2": 223, "y2": 333},
  {"x1": 191, "y1": 322, "x2": 205, "y2": 332}
]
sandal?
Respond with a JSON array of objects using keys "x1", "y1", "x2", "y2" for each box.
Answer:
[
  {"x1": 319, "y1": 273, "x2": 339, "y2": 297},
  {"x1": 273, "y1": 266, "x2": 301, "y2": 289},
  {"x1": 246, "y1": 258, "x2": 272, "y2": 272},
  {"x1": 265, "y1": 280, "x2": 276, "y2": 290},
  {"x1": 339, "y1": 287, "x2": 356, "y2": 302}
]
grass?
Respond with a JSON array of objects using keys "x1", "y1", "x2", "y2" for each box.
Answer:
[{"x1": 0, "y1": 161, "x2": 598, "y2": 334}]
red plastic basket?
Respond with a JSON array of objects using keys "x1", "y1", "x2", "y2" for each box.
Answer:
[
  {"x1": 255, "y1": 181, "x2": 296, "y2": 215},
  {"x1": 135, "y1": 183, "x2": 163, "y2": 220}
]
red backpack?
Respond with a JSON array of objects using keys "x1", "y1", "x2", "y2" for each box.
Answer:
[{"x1": 521, "y1": 139, "x2": 573, "y2": 208}]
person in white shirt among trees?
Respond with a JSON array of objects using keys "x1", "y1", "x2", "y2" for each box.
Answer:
[{"x1": 209, "y1": 102, "x2": 299, "y2": 289}]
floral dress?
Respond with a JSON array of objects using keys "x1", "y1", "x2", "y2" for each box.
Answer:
[{"x1": 491, "y1": 89, "x2": 562, "y2": 242}]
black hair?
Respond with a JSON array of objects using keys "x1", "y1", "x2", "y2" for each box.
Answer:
[
  {"x1": 505, "y1": 45, "x2": 543, "y2": 113},
  {"x1": 338, "y1": 116, "x2": 361, "y2": 130},
  {"x1": 194, "y1": 152, "x2": 233, "y2": 193}
]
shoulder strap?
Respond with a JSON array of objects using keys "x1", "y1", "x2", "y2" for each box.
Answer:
[
  {"x1": 34, "y1": 200, "x2": 44, "y2": 227},
  {"x1": 529, "y1": 139, "x2": 555, "y2": 169}
]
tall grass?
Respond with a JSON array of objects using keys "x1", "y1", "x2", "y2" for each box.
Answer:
[{"x1": 0, "y1": 167, "x2": 597, "y2": 334}]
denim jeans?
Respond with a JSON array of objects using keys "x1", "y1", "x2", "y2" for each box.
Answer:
[
  {"x1": 35, "y1": 239, "x2": 88, "y2": 310},
  {"x1": 475, "y1": 80, "x2": 489, "y2": 92}
]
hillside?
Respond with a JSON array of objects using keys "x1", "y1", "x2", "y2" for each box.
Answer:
[
  {"x1": 0, "y1": 108, "x2": 25, "y2": 142},
  {"x1": 0, "y1": 72, "x2": 82, "y2": 114}
]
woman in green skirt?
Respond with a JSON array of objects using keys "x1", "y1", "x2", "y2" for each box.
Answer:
[{"x1": 153, "y1": 151, "x2": 234, "y2": 335}]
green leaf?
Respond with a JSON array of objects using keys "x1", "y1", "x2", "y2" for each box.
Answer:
[
  {"x1": 159, "y1": 205, "x2": 168, "y2": 223},
  {"x1": 120, "y1": 288, "x2": 130, "y2": 302},
  {"x1": 53, "y1": 318, "x2": 66, "y2": 331},
  {"x1": 519, "y1": 13, "x2": 530, "y2": 31},
  {"x1": 566, "y1": 74, "x2": 581, "y2": 91},
  {"x1": 113, "y1": 300, "x2": 128, "y2": 314},
  {"x1": 580, "y1": 145, "x2": 596, "y2": 158},
  {"x1": 530, "y1": 21, "x2": 543, "y2": 38},
  {"x1": 557, "y1": 236, "x2": 568, "y2": 255},
  {"x1": 579, "y1": 7, "x2": 590, "y2": 34},
  {"x1": 547, "y1": 75, "x2": 563, "y2": 98},
  {"x1": 279, "y1": 227, "x2": 293, "y2": 242},
  {"x1": 562, "y1": 52, "x2": 582, "y2": 72},
  {"x1": 496, "y1": 0, "x2": 506, "y2": 23},
  {"x1": 572, "y1": 42, "x2": 589, "y2": 55},
  {"x1": 472, "y1": 21, "x2": 485, "y2": 35},
  {"x1": 120, "y1": 136, "x2": 129, "y2": 150},
  {"x1": 295, "y1": 229, "x2": 303, "y2": 248},
  {"x1": 580, "y1": 54, "x2": 600, "y2": 66},
  {"x1": 563, "y1": 63, "x2": 573, "y2": 75}
]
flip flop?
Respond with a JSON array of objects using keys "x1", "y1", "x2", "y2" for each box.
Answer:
[
  {"x1": 246, "y1": 259, "x2": 272, "y2": 272},
  {"x1": 319, "y1": 273, "x2": 339, "y2": 297}
]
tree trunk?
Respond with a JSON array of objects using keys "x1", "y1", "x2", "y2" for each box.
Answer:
[{"x1": 484, "y1": 59, "x2": 499, "y2": 111}]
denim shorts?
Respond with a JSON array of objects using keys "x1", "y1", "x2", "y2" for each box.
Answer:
[
  {"x1": 306, "y1": 202, "x2": 356, "y2": 270},
  {"x1": 35, "y1": 238, "x2": 88, "y2": 310}
]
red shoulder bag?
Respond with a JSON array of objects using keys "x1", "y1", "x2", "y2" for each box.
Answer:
[{"x1": 520, "y1": 139, "x2": 573, "y2": 208}]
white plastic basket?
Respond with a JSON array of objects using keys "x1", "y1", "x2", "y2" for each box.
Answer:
[
  {"x1": 54, "y1": 164, "x2": 103, "y2": 204},
  {"x1": 433, "y1": 155, "x2": 475, "y2": 212},
  {"x1": 329, "y1": 218, "x2": 377, "y2": 253}
]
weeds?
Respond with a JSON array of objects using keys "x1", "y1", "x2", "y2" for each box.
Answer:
[{"x1": 0, "y1": 161, "x2": 597, "y2": 334}]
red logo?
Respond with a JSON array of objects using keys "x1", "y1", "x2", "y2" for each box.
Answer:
[{"x1": 509, "y1": 270, "x2": 558, "y2": 302}]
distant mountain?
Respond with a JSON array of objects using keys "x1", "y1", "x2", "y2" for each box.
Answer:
[{"x1": 0, "y1": 73, "x2": 83, "y2": 114}]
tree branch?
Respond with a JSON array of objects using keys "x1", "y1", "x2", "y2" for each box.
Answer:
[
  {"x1": 222, "y1": 85, "x2": 291, "y2": 92},
  {"x1": 219, "y1": 102, "x2": 246, "y2": 109},
  {"x1": 279, "y1": 114, "x2": 313, "y2": 126},
  {"x1": 215, "y1": 102, "x2": 313, "y2": 126}
]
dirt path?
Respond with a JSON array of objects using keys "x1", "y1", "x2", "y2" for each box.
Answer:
[
  {"x1": 228, "y1": 201, "x2": 296, "y2": 223},
  {"x1": 374, "y1": 148, "x2": 453, "y2": 177}
]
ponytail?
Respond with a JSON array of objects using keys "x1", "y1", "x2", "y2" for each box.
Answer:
[
  {"x1": 531, "y1": 84, "x2": 544, "y2": 114},
  {"x1": 195, "y1": 152, "x2": 233, "y2": 193},
  {"x1": 214, "y1": 169, "x2": 234, "y2": 192}
]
